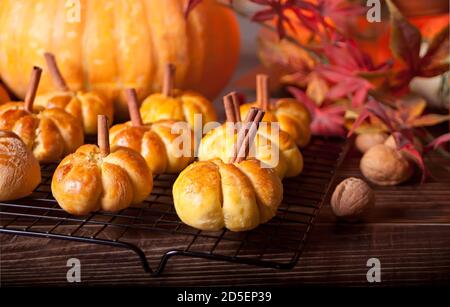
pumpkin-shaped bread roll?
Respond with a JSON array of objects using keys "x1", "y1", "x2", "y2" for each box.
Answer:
[
  {"x1": 240, "y1": 75, "x2": 311, "y2": 147},
  {"x1": 173, "y1": 108, "x2": 283, "y2": 232},
  {"x1": 173, "y1": 159, "x2": 283, "y2": 231},
  {"x1": 52, "y1": 115, "x2": 153, "y2": 216},
  {"x1": 0, "y1": 67, "x2": 83, "y2": 163},
  {"x1": 109, "y1": 89, "x2": 194, "y2": 174},
  {"x1": 34, "y1": 53, "x2": 113, "y2": 135},
  {"x1": 0, "y1": 82, "x2": 9, "y2": 104},
  {"x1": 198, "y1": 93, "x2": 303, "y2": 179},
  {"x1": 0, "y1": 130, "x2": 41, "y2": 201},
  {"x1": 140, "y1": 64, "x2": 217, "y2": 130}
]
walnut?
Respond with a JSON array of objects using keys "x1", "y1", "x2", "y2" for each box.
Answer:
[
  {"x1": 355, "y1": 132, "x2": 388, "y2": 153},
  {"x1": 331, "y1": 177, "x2": 375, "y2": 222},
  {"x1": 360, "y1": 144, "x2": 413, "y2": 186}
]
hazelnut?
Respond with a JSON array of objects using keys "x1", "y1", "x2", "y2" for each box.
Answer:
[
  {"x1": 360, "y1": 144, "x2": 413, "y2": 186},
  {"x1": 355, "y1": 132, "x2": 388, "y2": 153},
  {"x1": 331, "y1": 177, "x2": 375, "y2": 222}
]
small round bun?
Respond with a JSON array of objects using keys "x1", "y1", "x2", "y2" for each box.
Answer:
[{"x1": 0, "y1": 130, "x2": 41, "y2": 201}]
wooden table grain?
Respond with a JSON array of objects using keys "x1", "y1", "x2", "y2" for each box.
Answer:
[{"x1": 2, "y1": 148, "x2": 449, "y2": 287}]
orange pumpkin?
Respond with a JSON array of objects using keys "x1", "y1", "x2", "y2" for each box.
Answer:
[
  {"x1": 0, "y1": 83, "x2": 9, "y2": 104},
  {"x1": 0, "y1": 0, "x2": 240, "y2": 120}
]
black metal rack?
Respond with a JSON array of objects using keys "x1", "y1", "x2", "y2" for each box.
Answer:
[{"x1": 0, "y1": 137, "x2": 349, "y2": 276}]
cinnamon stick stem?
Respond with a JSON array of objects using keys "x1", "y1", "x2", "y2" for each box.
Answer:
[
  {"x1": 97, "y1": 115, "x2": 110, "y2": 157},
  {"x1": 235, "y1": 109, "x2": 265, "y2": 163},
  {"x1": 125, "y1": 88, "x2": 143, "y2": 127},
  {"x1": 162, "y1": 63, "x2": 175, "y2": 97},
  {"x1": 223, "y1": 94, "x2": 237, "y2": 123},
  {"x1": 24, "y1": 66, "x2": 42, "y2": 113},
  {"x1": 44, "y1": 52, "x2": 69, "y2": 92},
  {"x1": 230, "y1": 107, "x2": 258, "y2": 163},
  {"x1": 230, "y1": 92, "x2": 241, "y2": 122},
  {"x1": 256, "y1": 74, "x2": 269, "y2": 111}
]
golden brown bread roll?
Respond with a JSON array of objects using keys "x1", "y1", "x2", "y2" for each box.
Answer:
[
  {"x1": 139, "y1": 64, "x2": 217, "y2": 130},
  {"x1": 109, "y1": 89, "x2": 194, "y2": 174},
  {"x1": 199, "y1": 93, "x2": 303, "y2": 179},
  {"x1": 0, "y1": 67, "x2": 84, "y2": 163},
  {"x1": 173, "y1": 107, "x2": 283, "y2": 232},
  {"x1": 0, "y1": 130, "x2": 41, "y2": 201},
  {"x1": 35, "y1": 90, "x2": 112, "y2": 135},
  {"x1": 34, "y1": 53, "x2": 113, "y2": 135},
  {"x1": 0, "y1": 103, "x2": 83, "y2": 163},
  {"x1": 198, "y1": 123, "x2": 303, "y2": 179},
  {"x1": 173, "y1": 158, "x2": 283, "y2": 231},
  {"x1": 110, "y1": 120, "x2": 194, "y2": 174},
  {"x1": 51, "y1": 116, "x2": 153, "y2": 215},
  {"x1": 240, "y1": 75, "x2": 311, "y2": 147}
]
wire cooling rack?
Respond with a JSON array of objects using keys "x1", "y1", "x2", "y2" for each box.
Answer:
[{"x1": 0, "y1": 137, "x2": 349, "y2": 276}]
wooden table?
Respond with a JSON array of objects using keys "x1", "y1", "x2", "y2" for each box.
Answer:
[{"x1": 2, "y1": 147, "x2": 449, "y2": 287}]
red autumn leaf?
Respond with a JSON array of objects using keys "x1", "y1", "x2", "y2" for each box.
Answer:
[
  {"x1": 427, "y1": 133, "x2": 450, "y2": 151},
  {"x1": 288, "y1": 86, "x2": 346, "y2": 136},
  {"x1": 314, "y1": 39, "x2": 390, "y2": 107},
  {"x1": 386, "y1": 0, "x2": 422, "y2": 73},
  {"x1": 419, "y1": 25, "x2": 450, "y2": 77},
  {"x1": 317, "y1": 65, "x2": 374, "y2": 107},
  {"x1": 251, "y1": 0, "x2": 323, "y2": 39},
  {"x1": 347, "y1": 99, "x2": 393, "y2": 137},
  {"x1": 391, "y1": 131, "x2": 428, "y2": 183},
  {"x1": 316, "y1": 0, "x2": 366, "y2": 32}
]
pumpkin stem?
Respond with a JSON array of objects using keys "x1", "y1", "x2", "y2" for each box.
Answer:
[
  {"x1": 162, "y1": 63, "x2": 176, "y2": 97},
  {"x1": 97, "y1": 115, "x2": 110, "y2": 157},
  {"x1": 125, "y1": 88, "x2": 143, "y2": 127},
  {"x1": 44, "y1": 52, "x2": 70, "y2": 92},
  {"x1": 24, "y1": 66, "x2": 42, "y2": 113},
  {"x1": 256, "y1": 74, "x2": 269, "y2": 111}
]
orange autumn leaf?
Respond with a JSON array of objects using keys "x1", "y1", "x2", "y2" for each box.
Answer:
[
  {"x1": 306, "y1": 72, "x2": 328, "y2": 105},
  {"x1": 412, "y1": 114, "x2": 450, "y2": 127}
]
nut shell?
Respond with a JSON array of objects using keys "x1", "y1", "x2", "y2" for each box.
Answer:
[
  {"x1": 360, "y1": 144, "x2": 413, "y2": 186},
  {"x1": 355, "y1": 132, "x2": 388, "y2": 153},
  {"x1": 331, "y1": 177, "x2": 375, "y2": 222}
]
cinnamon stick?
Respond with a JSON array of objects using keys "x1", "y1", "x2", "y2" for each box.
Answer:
[
  {"x1": 162, "y1": 63, "x2": 176, "y2": 97},
  {"x1": 235, "y1": 109, "x2": 265, "y2": 163},
  {"x1": 256, "y1": 74, "x2": 269, "y2": 111},
  {"x1": 230, "y1": 107, "x2": 258, "y2": 163},
  {"x1": 223, "y1": 94, "x2": 237, "y2": 123},
  {"x1": 125, "y1": 88, "x2": 143, "y2": 127},
  {"x1": 230, "y1": 91, "x2": 241, "y2": 122},
  {"x1": 44, "y1": 52, "x2": 69, "y2": 92},
  {"x1": 24, "y1": 66, "x2": 43, "y2": 113},
  {"x1": 97, "y1": 115, "x2": 110, "y2": 157}
]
